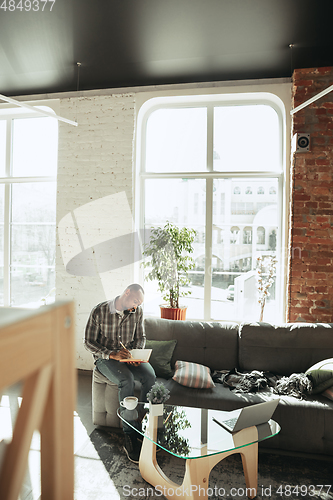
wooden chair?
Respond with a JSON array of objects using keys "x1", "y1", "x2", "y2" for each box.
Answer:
[{"x1": 0, "y1": 301, "x2": 76, "y2": 500}]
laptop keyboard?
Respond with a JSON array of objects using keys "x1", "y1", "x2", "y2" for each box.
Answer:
[{"x1": 223, "y1": 417, "x2": 238, "y2": 427}]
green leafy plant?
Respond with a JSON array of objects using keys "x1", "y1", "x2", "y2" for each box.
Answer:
[
  {"x1": 141, "y1": 407, "x2": 191, "y2": 456},
  {"x1": 146, "y1": 382, "x2": 170, "y2": 404},
  {"x1": 158, "y1": 407, "x2": 191, "y2": 456},
  {"x1": 142, "y1": 222, "x2": 197, "y2": 308}
]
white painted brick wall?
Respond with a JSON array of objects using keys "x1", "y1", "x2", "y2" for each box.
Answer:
[{"x1": 56, "y1": 94, "x2": 136, "y2": 370}]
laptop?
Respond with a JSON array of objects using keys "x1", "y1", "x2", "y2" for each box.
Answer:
[{"x1": 212, "y1": 399, "x2": 279, "y2": 433}]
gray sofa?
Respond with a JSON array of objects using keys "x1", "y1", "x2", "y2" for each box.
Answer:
[{"x1": 92, "y1": 317, "x2": 333, "y2": 457}]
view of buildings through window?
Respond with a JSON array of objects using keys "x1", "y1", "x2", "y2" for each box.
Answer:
[
  {"x1": 139, "y1": 98, "x2": 284, "y2": 323},
  {"x1": 0, "y1": 108, "x2": 58, "y2": 307}
]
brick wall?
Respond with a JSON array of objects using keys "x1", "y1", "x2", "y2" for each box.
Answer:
[
  {"x1": 288, "y1": 67, "x2": 333, "y2": 322},
  {"x1": 56, "y1": 94, "x2": 136, "y2": 369}
]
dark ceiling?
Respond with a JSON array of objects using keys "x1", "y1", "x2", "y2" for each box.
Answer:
[{"x1": 1, "y1": 0, "x2": 333, "y2": 97}]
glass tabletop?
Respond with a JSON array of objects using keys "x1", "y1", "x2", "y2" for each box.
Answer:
[{"x1": 117, "y1": 404, "x2": 280, "y2": 460}]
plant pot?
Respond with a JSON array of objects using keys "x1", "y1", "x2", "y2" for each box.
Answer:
[
  {"x1": 160, "y1": 305, "x2": 187, "y2": 321},
  {"x1": 149, "y1": 402, "x2": 164, "y2": 416}
]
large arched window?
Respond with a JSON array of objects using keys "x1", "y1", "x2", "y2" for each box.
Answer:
[
  {"x1": 0, "y1": 104, "x2": 58, "y2": 307},
  {"x1": 137, "y1": 93, "x2": 285, "y2": 323}
]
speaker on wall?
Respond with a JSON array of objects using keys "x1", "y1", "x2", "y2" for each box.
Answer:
[{"x1": 292, "y1": 133, "x2": 310, "y2": 152}]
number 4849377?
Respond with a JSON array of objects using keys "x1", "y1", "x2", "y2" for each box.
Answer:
[{"x1": 0, "y1": 0, "x2": 56, "y2": 11}]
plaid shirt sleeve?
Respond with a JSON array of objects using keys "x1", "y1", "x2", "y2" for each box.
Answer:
[
  {"x1": 84, "y1": 305, "x2": 114, "y2": 360},
  {"x1": 131, "y1": 307, "x2": 146, "y2": 349}
]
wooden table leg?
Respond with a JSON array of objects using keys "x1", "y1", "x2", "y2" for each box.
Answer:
[
  {"x1": 139, "y1": 416, "x2": 259, "y2": 500},
  {"x1": 239, "y1": 443, "x2": 258, "y2": 498},
  {"x1": 233, "y1": 426, "x2": 258, "y2": 498}
]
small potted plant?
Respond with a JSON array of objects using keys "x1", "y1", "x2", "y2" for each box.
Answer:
[
  {"x1": 142, "y1": 221, "x2": 197, "y2": 320},
  {"x1": 146, "y1": 382, "x2": 170, "y2": 416}
]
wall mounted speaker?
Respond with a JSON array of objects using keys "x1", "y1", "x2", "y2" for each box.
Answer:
[{"x1": 292, "y1": 133, "x2": 310, "y2": 152}]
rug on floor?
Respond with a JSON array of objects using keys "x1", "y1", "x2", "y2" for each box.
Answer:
[{"x1": 74, "y1": 428, "x2": 333, "y2": 500}]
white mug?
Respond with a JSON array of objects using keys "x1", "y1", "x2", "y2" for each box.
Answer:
[{"x1": 120, "y1": 396, "x2": 138, "y2": 410}]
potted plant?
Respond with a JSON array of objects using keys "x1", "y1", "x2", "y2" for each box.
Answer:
[
  {"x1": 146, "y1": 382, "x2": 170, "y2": 416},
  {"x1": 142, "y1": 221, "x2": 197, "y2": 320}
]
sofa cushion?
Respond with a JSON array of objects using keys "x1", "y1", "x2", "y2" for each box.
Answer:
[
  {"x1": 172, "y1": 361, "x2": 215, "y2": 389},
  {"x1": 306, "y1": 358, "x2": 333, "y2": 394},
  {"x1": 144, "y1": 317, "x2": 239, "y2": 371},
  {"x1": 145, "y1": 339, "x2": 177, "y2": 378},
  {"x1": 239, "y1": 322, "x2": 333, "y2": 375}
]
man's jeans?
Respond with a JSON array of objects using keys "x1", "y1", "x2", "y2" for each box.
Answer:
[{"x1": 95, "y1": 358, "x2": 156, "y2": 434}]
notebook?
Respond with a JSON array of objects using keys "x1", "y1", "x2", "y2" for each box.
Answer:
[
  {"x1": 212, "y1": 399, "x2": 279, "y2": 433},
  {"x1": 119, "y1": 348, "x2": 152, "y2": 363}
]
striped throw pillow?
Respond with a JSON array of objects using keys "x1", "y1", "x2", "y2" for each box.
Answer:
[{"x1": 172, "y1": 361, "x2": 215, "y2": 389}]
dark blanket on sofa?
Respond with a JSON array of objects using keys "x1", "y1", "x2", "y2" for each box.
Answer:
[{"x1": 212, "y1": 368, "x2": 313, "y2": 399}]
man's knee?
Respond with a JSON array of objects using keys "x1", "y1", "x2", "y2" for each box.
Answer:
[
  {"x1": 118, "y1": 370, "x2": 135, "y2": 386},
  {"x1": 147, "y1": 371, "x2": 156, "y2": 385},
  {"x1": 144, "y1": 366, "x2": 156, "y2": 387}
]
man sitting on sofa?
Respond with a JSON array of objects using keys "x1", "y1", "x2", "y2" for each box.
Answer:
[{"x1": 84, "y1": 283, "x2": 156, "y2": 463}]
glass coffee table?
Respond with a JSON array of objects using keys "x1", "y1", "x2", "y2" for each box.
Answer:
[{"x1": 118, "y1": 404, "x2": 280, "y2": 500}]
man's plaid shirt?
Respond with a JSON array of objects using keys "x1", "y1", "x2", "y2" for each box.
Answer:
[{"x1": 84, "y1": 298, "x2": 146, "y2": 362}]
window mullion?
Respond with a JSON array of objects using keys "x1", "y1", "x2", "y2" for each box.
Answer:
[
  {"x1": 3, "y1": 119, "x2": 12, "y2": 306},
  {"x1": 204, "y1": 105, "x2": 214, "y2": 320},
  {"x1": 277, "y1": 175, "x2": 285, "y2": 322},
  {"x1": 5, "y1": 119, "x2": 11, "y2": 177},
  {"x1": 138, "y1": 176, "x2": 146, "y2": 285},
  {"x1": 3, "y1": 119, "x2": 12, "y2": 307},
  {"x1": 3, "y1": 184, "x2": 11, "y2": 307},
  {"x1": 204, "y1": 178, "x2": 213, "y2": 320},
  {"x1": 207, "y1": 105, "x2": 214, "y2": 172}
]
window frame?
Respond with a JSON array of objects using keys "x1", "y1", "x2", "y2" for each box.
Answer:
[
  {"x1": 0, "y1": 101, "x2": 58, "y2": 307},
  {"x1": 135, "y1": 92, "x2": 286, "y2": 322}
]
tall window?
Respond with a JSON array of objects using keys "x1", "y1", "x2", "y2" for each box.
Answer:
[
  {"x1": 0, "y1": 106, "x2": 58, "y2": 307},
  {"x1": 137, "y1": 94, "x2": 285, "y2": 323}
]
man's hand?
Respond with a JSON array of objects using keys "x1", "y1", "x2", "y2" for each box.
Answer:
[
  {"x1": 109, "y1": 349, "x2": 140, "y2": 366},
  {"x1": 109, "y1": 348, "x2": 131, "y2": 360}
]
